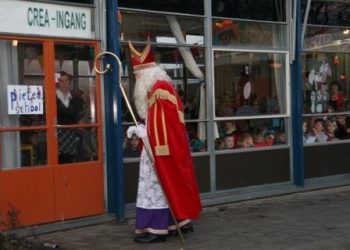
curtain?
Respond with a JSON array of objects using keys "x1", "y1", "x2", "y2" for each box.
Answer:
[
  {"x1": 166, "y1": 15, "x2": 206, "y2": 140},
  {"x1": 0, "y1": 40, "x2": 20, "y2": 169},
  {"x1": 271, "y1": 26, "x2": 284, "y2": 113}
]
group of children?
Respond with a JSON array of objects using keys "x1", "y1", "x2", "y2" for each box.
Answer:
[
  {"x1": 304, "y1": 115, "x2": 350, "y2": 143},
  {"x1": 215, "y1": 120, "x2": 287, "y2": 150}
]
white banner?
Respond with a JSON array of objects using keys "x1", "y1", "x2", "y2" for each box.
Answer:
[
  {"x1": 7, "y1": 85, "x2": 44, "y2": 115},
  {"x1": 0, "y1": 0, "x2": 92, "y2": 39}
]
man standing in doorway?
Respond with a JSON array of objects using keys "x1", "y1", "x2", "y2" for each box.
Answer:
[{"x1": 126, "y1": 39, "x2": 202, "y2": 243}]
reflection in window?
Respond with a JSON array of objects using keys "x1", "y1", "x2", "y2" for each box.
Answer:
[
  {"x1": 119, "y1": 11, "x2": 204, "y2": 45},
  {"x1": 212, "y1": 0, "x2": 285, "y2": 22},
  {"x1": 214, "y1": 51, "x2": 286, "y2": 117},
  {"x1": 302, "y1": 52, "x2": 350, "y2": 115},
  {"x1": 305, "y1": 1, "x2": 350, "y2": 26},
  {"x1": 118, "y1": 0, "x2": 204, "y2": 15},
  {"x1": 215, "y1": 118, "x2": 287, "y2": 150},
  {"x1": 212, "y1": 19, "x2": 286, "y2": 49},
  {"x1": 304, "y1": 26, "x2": 350, "y2": 52}
]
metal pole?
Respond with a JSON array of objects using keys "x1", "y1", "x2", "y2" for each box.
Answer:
[{"x1": 94, "y1": 52, "x2": 185, "y2": 243}]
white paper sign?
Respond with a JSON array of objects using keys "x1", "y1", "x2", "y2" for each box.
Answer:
[
  {"x1": 0, "y1": 0, "x2": 92, "y2": 39},
  {"x1": 7, "y1": 85, "x2": 44, "y2": 115}
]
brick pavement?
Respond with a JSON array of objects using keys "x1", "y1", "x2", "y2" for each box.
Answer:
[{"x1": 32, "y1": 185, "x2": 350, "y2": 250}]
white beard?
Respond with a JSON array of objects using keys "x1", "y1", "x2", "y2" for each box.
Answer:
[{"x1": 133, "y1": 66, "x2": 172, "y2": 120}]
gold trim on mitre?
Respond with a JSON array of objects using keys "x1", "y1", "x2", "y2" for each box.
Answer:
[{"x1": 128, "y1": 37, "x2": 156, "y2": 71}]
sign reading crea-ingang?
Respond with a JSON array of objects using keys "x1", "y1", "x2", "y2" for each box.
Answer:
[{"x1": 0, "y1": 0, "x2": 92, "y2": 39}]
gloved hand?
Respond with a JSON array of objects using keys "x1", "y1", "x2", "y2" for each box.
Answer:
[{"x1": 127, "y1": 124, "x2": 147, "y2": 138}]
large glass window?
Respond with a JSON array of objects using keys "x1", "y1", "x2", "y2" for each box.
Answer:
[
  {"x1": 0, "y1": 40, "x2": 47, "y2": 170},
  {"x1": 120, "y1": 6, "x2": 206, "y2": 159},
  {"x1": 212, "y1": 19, "x2": 286, "y2": 49},
  {"x1": 54, "y1": 43, "x2": 98, "y2": 164},
  {"x1": 214, "y1": 51, "x2": 287, "y2": 117},
  {"x1": 121, "y1": 44, "x2": 206, "y2": 158},
  {"x1": 303, "y1": 1, "x2": 350, "y2": 145}
]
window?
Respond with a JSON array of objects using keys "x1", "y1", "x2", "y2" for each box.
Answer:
[
  {"x1": 212, "y1": 0, "x2": 286, "y2": 22},
  {"x1": 305, "y1": 1, "x2": 350, "y2": 26},
  {"x1": 213, "y1": 50, "x2": 289, "y2": 151},
  {"x1": 118, "y1": 0, "x2": 204, "y2": 15},
  {"x1": 54, "y1": 43, "x2": 98, "y2": 163},
  {"x1": 119, "y1": 10, "x2": 204, "y2": 45},
  {"x1": 120, "y1": 10, "x2": 206, "y2": 157},
  {"x1": 212, "y1": 18, "x2": 286, "y2": 49},
  {"x1": 0, "y1": 40, "x2": 47, "y2": 170},
  {"x1": 212, "y1": 0, "x2": 289, "y2": 152},
  {"x1": 303, "y1": 1, "x2": 350, "y2": 145}
]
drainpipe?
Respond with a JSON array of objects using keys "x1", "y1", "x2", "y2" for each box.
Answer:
[
  {"x1": 104, "y1": 0, "x2": 125, "y2": 220},
  {"x1": 291, "y1": 0, "x2": 304, "y2": 187}
]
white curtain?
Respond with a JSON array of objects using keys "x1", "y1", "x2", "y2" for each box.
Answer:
[
  {"x1": 0, "y1": 40, "x2": 20, "y2": 169},
  {"x1": 166, "y1": 15, "x2": 206, "y2": 140},
  {"x1": 271, "y1": 20, "x2": 284, "y2": 113}
]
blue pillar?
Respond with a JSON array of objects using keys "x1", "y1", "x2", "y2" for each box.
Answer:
[
  {"x1": 104, "y1": 0, "x2": 125, "y2": 220},
  {"x1": 291, "y1": 0, "x2": 304, "y2": 187}
]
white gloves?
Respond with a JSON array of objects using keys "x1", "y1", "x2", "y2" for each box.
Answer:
[{"x1": 127, "y1": 124, "x2": 147, "y2": 138}]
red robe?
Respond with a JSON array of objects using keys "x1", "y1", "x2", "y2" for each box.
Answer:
[{"x1": 147, "y1": 80, "x2": 202, "y2": 220}]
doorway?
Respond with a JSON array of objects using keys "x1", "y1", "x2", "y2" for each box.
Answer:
[{"x1": 0, "y1": 37, "x2": 104, "y2": 228}]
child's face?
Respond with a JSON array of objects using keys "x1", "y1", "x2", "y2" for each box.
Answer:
[
  {"x1": 242, "y1": 137, "x2": 253, "y2": 148},
  {"x1": 225, "y1": 122, "x2": 235, "y2": 132},
  {"x1": 253, "y1": 134, "x2": 263, "y2": 143},
  {"x1": 313, "y1": 121, "x2": 324, "y2": 134},
  {"x1": 330, "y1": 84, "x2": 339, "y2": 93},
  {"x1": 224, "y1": 136, "x2": 234, "y2": 149},
  {"x1": 278, "y1": 133, "x2": 287, "y2": 143},
  {"x1": 336, "y1": 116, "x2": 346, "y2": 125},
  {"x1": 130, "y1": 135, "x2": 140, "y2": 149},
  {"x1": 217, "y1": 140, "x2": 225, "y2": 150},
  {"x1": 326, "y1": 122, "x2": 336, "y2": 133},
  {"x1": 330, "y1": 92, "x2": 338, "y2": 101}
]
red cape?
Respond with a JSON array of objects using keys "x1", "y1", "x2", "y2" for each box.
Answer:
[{"x1": 147, "y1": 80, "x2": 202, "y2": 220}]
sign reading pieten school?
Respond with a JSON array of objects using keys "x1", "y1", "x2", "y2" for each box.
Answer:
[{"x1": 7, "y1": 85, "x2": 44, "y2": 115}]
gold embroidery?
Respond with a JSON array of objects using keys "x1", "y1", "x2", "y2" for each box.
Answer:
[
  {"x1": 178, "y1": 110, "x2": 184, "y2": 124},
  {"x1": 153, "y1": 102, "x2": 170, "y2": 156},
  {"x1": 155, "y1": 145, "x2": 170, "y2": 156},
  {"x1": 154, "y1": 101, "x2": 159, "y2": 146},
  {"x1": 149, "y1": 89, "x2": 184, "y2": 124},
  {"x1": 149, "y1": 89, "x2": 177, "y2": 106},
  {"x1": 135, "y1": 228, "x2": 169, "y2": 235},
  {"x1": 161, "y1": 103, "x2": 168, "y2": 146}
]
